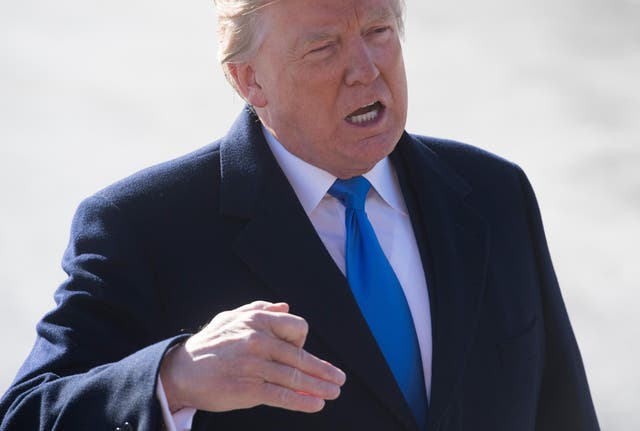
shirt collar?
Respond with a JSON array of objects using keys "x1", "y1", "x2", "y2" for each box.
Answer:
[
  {"x1": 363, "y1": 157, "x2": 408, "y2": 216},
  {"x1": 262, "y1": 126, "x2": 408, "y2": 216}
]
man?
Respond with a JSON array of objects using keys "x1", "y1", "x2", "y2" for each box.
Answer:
[{"x1": 0, "y1": 0, "x2": 599, "y2": 430}]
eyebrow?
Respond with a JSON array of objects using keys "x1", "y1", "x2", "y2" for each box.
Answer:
[
  {"x1": 304, "y1": 31, "x2": 335, "y2": 46},
  {"x1": 299, "y1": 7, "x2": 396, "y2": 47},
  {"x1": 365, "y1": 6, "x2": 395, "y2": 25}
]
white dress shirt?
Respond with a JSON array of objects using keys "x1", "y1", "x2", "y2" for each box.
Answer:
[
  {"x1": 263, "y1": 128, "x2": 432, "y2": 399},
  {"x1": 158, "y1": 128, "x2": 433, "y2": 430}
]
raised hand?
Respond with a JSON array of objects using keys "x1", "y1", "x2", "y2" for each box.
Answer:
[{"x1": 159, "y1": 301, "x2": 346, "y2": 414}]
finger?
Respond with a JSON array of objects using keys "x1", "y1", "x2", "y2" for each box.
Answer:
[
  {"x1": 237, "y1": 300, "x2": 289, "y2": 313},
  {"x1": 260, "y1": 360, "x2": 341, "y2": 400},
  {"x1": 264, "y1": 312, "x2": 309, "y2": 348},
  {"x1": 259, "y1": 382, "x2": 327, "y2": 413},
  {"x1": 268, "y1": 340, "x2": 346, "y2": 386}
]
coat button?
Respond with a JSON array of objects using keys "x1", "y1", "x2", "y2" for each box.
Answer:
[{"x1": 115, "y1": 421, "x2": 133, "y2": 431}]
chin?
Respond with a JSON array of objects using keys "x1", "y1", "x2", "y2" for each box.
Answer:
[{"x1": 359, "y1": 130, "x2": 401, "y2": 157}]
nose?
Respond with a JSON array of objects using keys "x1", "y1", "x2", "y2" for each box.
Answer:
[{"x1": 344, "y1": 38, "x2": 380, "y2": 86}]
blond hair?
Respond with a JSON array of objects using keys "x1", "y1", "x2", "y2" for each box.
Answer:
[{"x1": 213, "y1": 0, "x2": 406, "y2": 93}]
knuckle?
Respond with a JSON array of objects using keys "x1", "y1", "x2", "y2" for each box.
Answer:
[
  {"x1": 237, "y1": 300, "x2": 267, "y2": 312},
  {"x1": 248, "y1": 309, "x2": 269, "y2": 325},
  {"x1": 278, "y1": 386, "x2": 291, "y2": 405},
  {"x1": 295, "y1": 347, "x2": 305, "y2": 366},
  {"x1": 298, "y1": 318, "x2": 309, "y2": 335},
  {"x1": 244, "y1": 331, "x2": 266, "y2": 353},
  {"x1": 289, "y1": 367, "x2": 301, "y2": 387}
]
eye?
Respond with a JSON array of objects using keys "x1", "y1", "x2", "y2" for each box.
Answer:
[
  {"x1": 365, "y1": 25, "x2": 394, "y2": 43},
  {"x1": 305, "y1": 42, "x2": 337, "y2": 58},
  {"x1": 372, "y1": 26, "x2": 391, "y2": 34},
  {"x1": 309, "y1": 41, "x2": 336, "y2": 54},
  {"x1": 310, "y1": 45, "x2": 331, "y2": 54}
]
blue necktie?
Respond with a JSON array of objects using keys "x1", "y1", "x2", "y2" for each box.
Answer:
[{"x1": 329, "y1": 176, "x2": 428, "y2": 430}]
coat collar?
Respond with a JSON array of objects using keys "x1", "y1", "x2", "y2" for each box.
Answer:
[
  {"x1": 393, "y1": 133, "x2": 489, "y2": 430},
  {"x1": 220, "y1": 108, "x2": 489, "y2": 431}
]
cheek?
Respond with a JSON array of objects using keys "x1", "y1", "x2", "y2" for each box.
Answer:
[
  {"x1": 295, "y1": 62, "x2": 343, "y2": 99},
  {"x1": 390, "y1": 64, "x2": 408, "y2": 119},
  {"x1": 301, "y1": 92, "x2": 343, "y2": 133},
  {"x1": 382, "y1": 42, "x2": 407, "y2": 85},
  {"x1": 391, "y1": 51, "x2": 408, "y2": 89}
]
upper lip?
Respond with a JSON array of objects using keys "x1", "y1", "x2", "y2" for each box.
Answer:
[{"x1": 345, "y1": 100, "x2": 384, "y2": 118}]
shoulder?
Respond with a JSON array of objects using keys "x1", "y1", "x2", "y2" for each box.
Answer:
[
  {"x1": 402, "y1": 133, "x2": 534, "y2": 218},
  {"x1": 406, "y1": 133, "x2": 529, "y2": 192},
  {"x1": 91, "y1": 142, "x2": 222, "y2": 211},
  {"x1": 410, "y1": 134, "x2": 523, "y2": 177}
]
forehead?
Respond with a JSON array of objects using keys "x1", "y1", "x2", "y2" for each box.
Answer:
[{"x1": 265, "y1": 0, "x2": 396, "y2": 35}]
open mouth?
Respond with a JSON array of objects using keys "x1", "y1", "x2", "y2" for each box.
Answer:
[{"x1": 345, "y1": 101, "x2": 384, "y2": 125}]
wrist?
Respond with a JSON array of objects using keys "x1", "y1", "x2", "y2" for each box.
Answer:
[{"x1": 160, "y1": 342, "x2": 190, "y2": 413}]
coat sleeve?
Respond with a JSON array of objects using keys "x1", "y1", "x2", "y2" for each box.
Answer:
[
  {"x1": 516, "y1": 168, "x2": 600, "y2": 431},
  {"x1": 0, "y1": 195, "x2": 188, "y2": 431}
]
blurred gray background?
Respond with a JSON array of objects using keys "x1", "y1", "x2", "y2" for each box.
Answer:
[{"x1": 1, "y1": 0, "x2": 638, "y2": 428}]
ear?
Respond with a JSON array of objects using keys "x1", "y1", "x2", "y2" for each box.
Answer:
[{"x1": 227, "y1": 63, "x2": 267, "y2": 108}]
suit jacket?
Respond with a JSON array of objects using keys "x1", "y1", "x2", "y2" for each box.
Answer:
[{"x1": 0, "y1": 107, "x2": 599, "y2": 431}]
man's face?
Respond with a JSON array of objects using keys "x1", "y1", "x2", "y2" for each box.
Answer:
[{"x1": 245, "y1": 0, "x2": 408, "y2": 179}]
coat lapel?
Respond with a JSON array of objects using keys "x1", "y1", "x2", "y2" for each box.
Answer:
[
  {"x1": 219, "y1": 109, "x2": 419, "y2": 431},
  {"x1": 393, "y1": 134, "x2": 490, "y2": 430}
]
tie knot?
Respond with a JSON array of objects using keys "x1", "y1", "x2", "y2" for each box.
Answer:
[{"x1": 328, "y1": 176, "x2": 371, "y2": 210}]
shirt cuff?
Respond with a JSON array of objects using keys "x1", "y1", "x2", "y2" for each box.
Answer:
[{"x1": 156, "y1": 376, "x2": 196, "y2": 431}]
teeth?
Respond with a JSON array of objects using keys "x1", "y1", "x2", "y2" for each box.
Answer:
[
  {"x1": 347, "y1": 102, "x2": 380, "y2": 124},
  {"x1": 349, "y1": 109, "x2": 379, "y2": 124}
]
